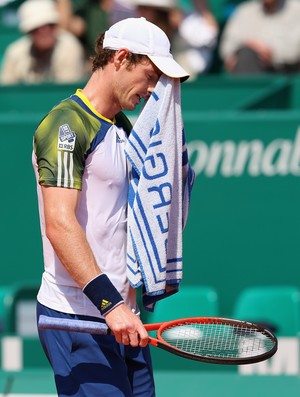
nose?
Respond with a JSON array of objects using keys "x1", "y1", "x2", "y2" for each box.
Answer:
[
  {"x1": 147, "y1": 84, "x2": 156, "y2": 97},
  {"x1": 147, "y1": 73, "x2": 161, "y2": 95}
]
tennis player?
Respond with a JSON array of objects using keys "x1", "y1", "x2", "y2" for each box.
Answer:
[{"x1": 32, "y1": 17, "x2": 189, "y2": 397}]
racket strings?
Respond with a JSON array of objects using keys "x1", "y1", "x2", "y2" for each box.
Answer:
[{"x1": 161, "y1": 322, "x2": 275, "y2": 359}]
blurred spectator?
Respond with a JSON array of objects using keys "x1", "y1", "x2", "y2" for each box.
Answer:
[
  {"x1": 132, "y1": 0, "x2": 219, "y2": 80},
  {"x1": 56, "y1": 0, "x2": 86, "y2": 38},
  {"x1": 0, "y1": 0, "x2": 88, "y2": 85},
  {"x1": 56, "y1": 0, "x2": 135, "y2": 59},
  {"x1": 219, "y1": 0, "x2": 300, "y2": 74}
]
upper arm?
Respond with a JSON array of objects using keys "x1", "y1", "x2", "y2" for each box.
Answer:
[{"x1": 42, "y1": 185, "x2": 80, "y2": 227}]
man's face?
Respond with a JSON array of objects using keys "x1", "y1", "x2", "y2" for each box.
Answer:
[
  {"x1": 113, "y1": 57, "x2": 162, "y2": 111},
  {"x1": 30, "y1": 24, "x2": 57, "y2": 52}
]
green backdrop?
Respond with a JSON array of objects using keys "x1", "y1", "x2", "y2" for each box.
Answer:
[{"x1": 183, "y1": 111, "x2": 300, "y2": 316}]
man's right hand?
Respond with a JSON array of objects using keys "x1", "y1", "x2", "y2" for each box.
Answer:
[{"x1": 104, "y1": 303, "x2": 149, "y2": 348}]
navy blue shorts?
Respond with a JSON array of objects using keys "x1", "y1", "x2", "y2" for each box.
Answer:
[{"x1": 37, "y1": 302, "x2": 155, "y2": 397}]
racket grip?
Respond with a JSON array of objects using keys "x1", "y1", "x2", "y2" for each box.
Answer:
[{"x1": 38, "y1": 315, "x2": 110, "y2": 335}]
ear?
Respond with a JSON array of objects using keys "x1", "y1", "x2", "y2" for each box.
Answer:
[{"x1": 114, "y1": 48, "x2": 129, "y2": 68}]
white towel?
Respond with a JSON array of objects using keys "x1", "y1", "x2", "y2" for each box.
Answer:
[{"x1": 125, "y1": 75, "x2": 195, "y2": 311}]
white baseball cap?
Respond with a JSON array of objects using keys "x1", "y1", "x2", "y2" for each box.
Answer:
[
  {"x1": 103, "y1": 17, "x2": 189, "y2": 81},
  {"x1": 18, "y1": 0, "x2": 59, "y2": 33}
]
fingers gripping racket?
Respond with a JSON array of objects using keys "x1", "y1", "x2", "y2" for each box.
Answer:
[{"x1": 38, "y1": 315, "x2": 277, "y2": 365}]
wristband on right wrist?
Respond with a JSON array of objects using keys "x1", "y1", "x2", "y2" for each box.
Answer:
[{"x1": 82, "y1": 274, "x2": 124, "y2": 316}]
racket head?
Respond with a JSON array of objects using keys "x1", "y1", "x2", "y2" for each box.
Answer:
[{"x1": 151, "y1": 317, "x2": 278, "y2": 365}]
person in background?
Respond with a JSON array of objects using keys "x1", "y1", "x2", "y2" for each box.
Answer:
[
  {"x1": 219, "y1": 0, "x2": 300, "y2": 74},
  {"x1": 56, "y1": 0, "x2": 87, "y2": 39},
  {"x1": 132, "y1": 0, "x2": 219, "y2": 79},
  {"x1": 56, "y1": 0, "x2": 136, "y2": 60},
  {"x1": 0, "y1": 0, "x2": 88, "y2": 85}
]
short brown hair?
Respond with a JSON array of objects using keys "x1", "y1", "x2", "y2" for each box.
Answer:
[{"x1": 91, "y1": 32, "x2": 150, "y2": 72}]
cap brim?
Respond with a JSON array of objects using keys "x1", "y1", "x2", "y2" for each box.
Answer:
[{"x1": 148, "y1": 54, "x2": 190, "y2": 82}]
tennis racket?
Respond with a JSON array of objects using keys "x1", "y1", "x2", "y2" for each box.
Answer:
[{"x1": 38, "y1": 315, "x2": 277, "y2": 365}]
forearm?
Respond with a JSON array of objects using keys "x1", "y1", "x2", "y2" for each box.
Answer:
[
  {"x1": 42, "y1": 186, "x2": 100, "y2": 288},
  {"x1": 45, "y1": 214, "x2": 100, "y2": 288}
]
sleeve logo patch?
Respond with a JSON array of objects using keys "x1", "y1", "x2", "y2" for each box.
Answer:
[{"x1": 58, "y1": 124, "x2": 76, "y2": 152}]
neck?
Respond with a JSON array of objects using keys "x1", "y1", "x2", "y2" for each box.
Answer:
[{"x1": 82, "y1": 69, "x2": 120, "y2": 120}]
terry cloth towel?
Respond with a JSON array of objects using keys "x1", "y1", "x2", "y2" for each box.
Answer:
[{"x1": 125, "y1": 74, "x2": 195, "y2": 312}]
